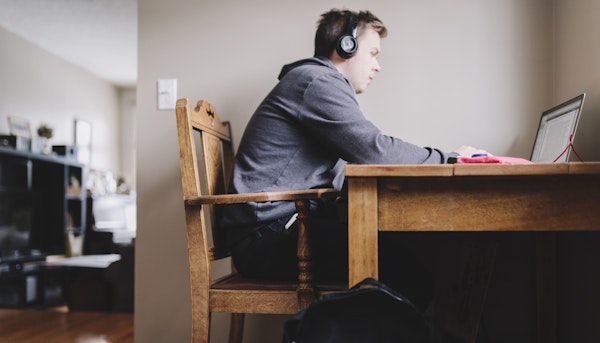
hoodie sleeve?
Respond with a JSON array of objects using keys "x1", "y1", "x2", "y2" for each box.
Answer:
[{"x1": 298, "y1": 72, "x2": 450, "y2": 164}]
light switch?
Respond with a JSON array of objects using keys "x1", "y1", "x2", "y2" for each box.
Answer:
[{"x1": 157, "y1": 79, "x2": 177, "y2": 110}]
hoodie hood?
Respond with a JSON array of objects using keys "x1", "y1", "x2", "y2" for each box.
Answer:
[{"x1": 278, "y1": 56, "x2": 334, "y2": 80}]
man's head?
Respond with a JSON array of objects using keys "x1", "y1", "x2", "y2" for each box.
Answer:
[{"x1": 314, "y1": 9, "x2": 388, "y2": 94}]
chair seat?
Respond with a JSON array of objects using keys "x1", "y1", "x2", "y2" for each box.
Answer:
[
  {"x1": 212, "y1": 273, "x2": 347, "y2": 292},
  {"x1": 209, "y1": 273, "x2": 347, "y2": 314}
]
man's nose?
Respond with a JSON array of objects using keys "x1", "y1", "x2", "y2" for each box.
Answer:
[{"x1": 374, "y1": 60, "x2": 381, "y2": 72}]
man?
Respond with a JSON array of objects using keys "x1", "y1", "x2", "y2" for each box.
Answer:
[{"x1": 222, "y1": 9, "x2": 465, "y2": 310}]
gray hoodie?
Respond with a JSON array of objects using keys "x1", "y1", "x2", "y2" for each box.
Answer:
[{"x1": 222, "y1": 57, "x2": 452, "y2": 245}]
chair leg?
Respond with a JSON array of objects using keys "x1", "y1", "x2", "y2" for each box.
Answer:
[
  {"x1": 191, "y1": 307, "x2": 211, "y2": 343},
  {"x1": 228, "y1": 313, "x2": 245, "y2": 343},
  {"x1": 295, "y1": 199, "x2": 315, "y2": 309}
]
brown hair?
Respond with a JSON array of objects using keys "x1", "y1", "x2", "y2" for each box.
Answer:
[{"x1": 314, "y1": 9, "x2": 387, "y2": 58}]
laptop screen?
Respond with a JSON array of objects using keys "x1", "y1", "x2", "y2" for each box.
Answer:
[{"x1": 530, "y1": 93, "x2": 585, "y2": 163}]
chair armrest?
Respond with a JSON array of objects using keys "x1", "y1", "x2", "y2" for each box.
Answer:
[{"x1": 184, "y1": 188, "x2": 339, "y2": 206}]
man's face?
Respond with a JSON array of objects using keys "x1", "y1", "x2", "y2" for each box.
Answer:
[{"x1": 341, "y1": 27, "x2": 382, "y2": 94}]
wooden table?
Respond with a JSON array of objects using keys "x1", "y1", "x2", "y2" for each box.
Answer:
[{"x1": 345, "y1": 162, "x2": 600, "y2": 342}]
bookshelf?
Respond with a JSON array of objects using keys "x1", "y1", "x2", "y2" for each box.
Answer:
[{"x1": 0, "y1": 147, "x2": 86, "y2": 307}]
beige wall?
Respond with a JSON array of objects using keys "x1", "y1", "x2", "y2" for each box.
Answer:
[
  {"x1": 136, "y1": 0, "x2": 600, "y2": 342},
  {"x1": 555, "y1": 0, "x2": 600, "y2": 161},
  {"x1": 0, "y1": 25, "x2": 132, "y2": 177}
]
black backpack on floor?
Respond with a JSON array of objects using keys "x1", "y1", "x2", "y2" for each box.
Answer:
[{"x1": 282, "y1": 278, "x2": 440, "y2": 343}]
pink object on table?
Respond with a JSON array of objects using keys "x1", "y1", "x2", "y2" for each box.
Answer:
[{"x1": 457, "y1": 156, "x2": 533, "y2": 164}]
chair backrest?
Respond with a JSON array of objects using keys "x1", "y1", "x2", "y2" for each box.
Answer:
[{"x1": 175, "y1": 98, "x2": 233, "y2": 264}]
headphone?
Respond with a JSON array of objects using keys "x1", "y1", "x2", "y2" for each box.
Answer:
[{"x1": 336, "y1": 12, "x2": 359, "y2": 59}]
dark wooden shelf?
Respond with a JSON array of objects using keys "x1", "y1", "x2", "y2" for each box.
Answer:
[{"x1": 0, "y1": 147, "x2": 86, "y2": 308}]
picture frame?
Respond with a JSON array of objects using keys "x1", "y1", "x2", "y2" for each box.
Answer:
[{"x1": 8, "y1": 116, "x2": 32, "y2": 138}]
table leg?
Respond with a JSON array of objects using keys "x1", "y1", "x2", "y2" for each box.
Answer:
[{"x1": 347, "y1": 177, "x2": 379, "y2": 287}]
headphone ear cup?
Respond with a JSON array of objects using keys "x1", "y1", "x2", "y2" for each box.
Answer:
[
  {"x1": 336, "y1": 12, "x2": 359, "y2": 59},
  {"x1": 336, "y1": 34, "x2": 358, "y2": 59}
]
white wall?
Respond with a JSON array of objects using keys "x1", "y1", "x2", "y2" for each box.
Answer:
[
  {"x1": 136, "y1": 0, "x2": 600, "y2": 342},
  {"x1": 0, "y1": 25, "x2": 133, "y2": 183},
  {"x1": 118, "y1": 88, "x2": 137, "y2": 190}
]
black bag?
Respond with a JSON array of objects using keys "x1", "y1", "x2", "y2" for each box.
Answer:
[{"x1": 282, "y1": 278, "x2": 439, "y2": 343}]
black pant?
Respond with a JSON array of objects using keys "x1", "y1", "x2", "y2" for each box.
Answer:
[{"x1": 231, "y1": 211, "x2": 434, "y2": 311}]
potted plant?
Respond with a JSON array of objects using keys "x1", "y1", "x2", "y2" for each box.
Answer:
[{"x1": 37, "y1": 123, "x2": 54, "y2": 154}]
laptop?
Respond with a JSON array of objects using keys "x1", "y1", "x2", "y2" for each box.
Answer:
[{"x1": 530, "y1": 93, "x2": 585, "y2": 163}]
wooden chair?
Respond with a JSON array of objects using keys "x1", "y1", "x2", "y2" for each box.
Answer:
[{"x1": 174, "y1": 98, "x2": 345, "y2": 343}]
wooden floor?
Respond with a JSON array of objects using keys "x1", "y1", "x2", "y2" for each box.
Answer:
[{"x1": 0, "y1": 307, "x2": 133, "y2": 343}]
